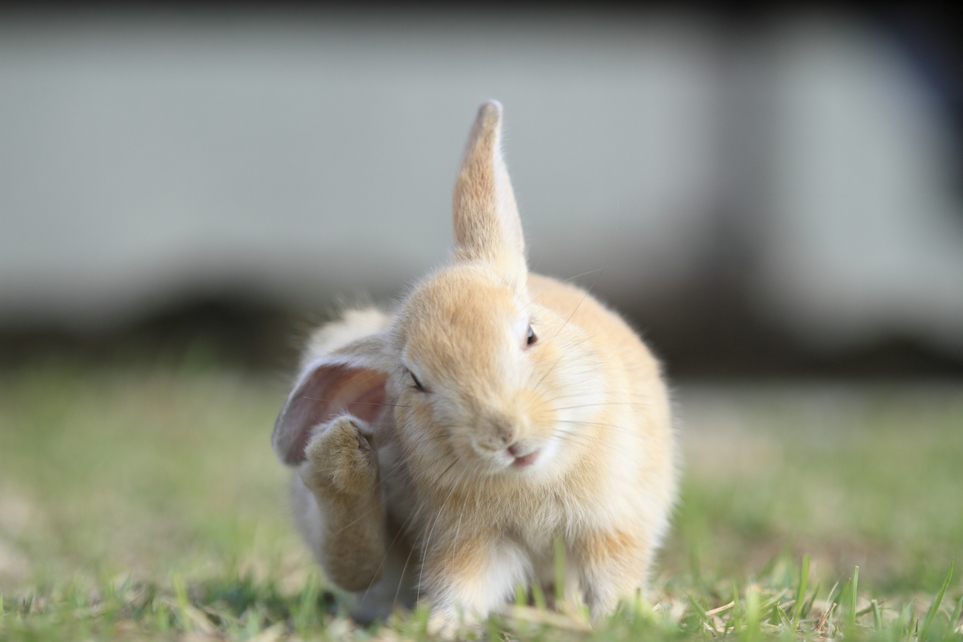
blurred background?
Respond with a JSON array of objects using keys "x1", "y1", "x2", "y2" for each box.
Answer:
[
  {"x1": 2, "y1": 6, "x2": 963, "y2": 628},
  {"x1": 2, "y1": 5, "x2": 962, "y2": 378}
]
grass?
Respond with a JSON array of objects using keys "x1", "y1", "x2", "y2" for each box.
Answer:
[{"x1": 0, "y1": 362, "x2": 961, "y2": 640}]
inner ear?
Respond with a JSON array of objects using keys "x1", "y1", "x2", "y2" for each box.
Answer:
[{"x1": 272, "y1": 364, "x2": 388, "y2": 466}]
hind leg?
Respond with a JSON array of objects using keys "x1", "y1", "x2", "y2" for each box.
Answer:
[{"x1": 349, "y1": 520, "x2": 418, "y2": 623}]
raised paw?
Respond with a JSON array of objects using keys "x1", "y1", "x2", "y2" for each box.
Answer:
[{"x1": 299, "y1": 415, "x2": 379, "y2": 499}]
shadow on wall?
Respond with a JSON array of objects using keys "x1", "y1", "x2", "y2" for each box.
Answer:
[{"x1": 1, "y1": 293, "x2": 961, "y2": 378}]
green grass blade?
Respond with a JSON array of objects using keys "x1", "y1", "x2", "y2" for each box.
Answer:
[
  {"x1": 848, "y1": 565, "x2": 859, "y2": 630},
  {"x1": 776, "y1": 603, "x2": 794, "y2": 630},
  {"x1": 920, "y1": 561, "x2": 954, "y2": 641},
  {"x1": 791, "y1": 554, "x2": 810, "y2": 627},
  {"x1": 171, "y1": 574, "x2": 190, "y2": 626},
  {"x1": 411, "y1": 601, "x2": 431, "y2": 639},
  {"x1": 744, "y1": 585, "x2": 761, "y2": 642},
  {"x1": 898, "y1": 602, "x2": 914, "y2": 635},
  {"x1": 530, "y1": 581, "x2": 547, "y2": 611},
  {"x1": 293, "y1": 576, "x2": 319, "y2": 635},
  {"x1": 768, "y1": 603, "x2": 782, "y2": 625},
  {"x1": 687, "y1": 592, "x2": 716, "y2": 634},
  {"x1": 486, "y1": 615, "x2": 501, "y2": 642},
  {"x1": 802, "y1": 582, "x2": 820, "y2": 621},
  {"x1": 732, "y1": 583, "x2": 742, "y2": 632},
  {"x1": 950, "y1": 596, "x2": 963, "y2": 633},
  {"x1": 514, "y1": 583, "x2": 527, "y2": 607},
  {"x1": 872, "y1": 599, "x2": 882, "y2": 631},
  {"x1": 554, "y1": 534, "x2": 566, "y2": 608}
]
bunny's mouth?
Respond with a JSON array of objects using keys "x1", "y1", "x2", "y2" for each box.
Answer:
[{"x1": 507, "y1": 444, "x2": 541, "y2": 468}]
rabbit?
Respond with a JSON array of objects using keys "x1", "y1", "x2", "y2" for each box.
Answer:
[{"x1": 272, "y1": 101, "x2": 678, "y2": 634}]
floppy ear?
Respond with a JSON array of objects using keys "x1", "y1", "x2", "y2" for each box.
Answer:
[
  {"x1": 272, "y1": 334, "x2": 391, "y2": 466},
  {"x1": 452, "y1": 100, "x2": 527, "y2": 285}
]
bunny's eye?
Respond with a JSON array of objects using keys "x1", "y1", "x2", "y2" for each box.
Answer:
[
  {"x1": 526, "y1": 325, "x2": 538, "y2": 347},
  {"x1": 405, "y1": 368, "x2": 427, "y2": 392}
]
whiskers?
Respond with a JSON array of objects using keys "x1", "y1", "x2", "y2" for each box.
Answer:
[{"x1": 553, "y1": 260, "x2": 607, "y2": 339}]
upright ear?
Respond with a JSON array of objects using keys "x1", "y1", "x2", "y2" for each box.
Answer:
[
  {"x1": 452, "y1": 100, "x2": 527, "y2": 285},
  {"x1": 272, "y1": 333, "x2": 391, "y2": 466}
]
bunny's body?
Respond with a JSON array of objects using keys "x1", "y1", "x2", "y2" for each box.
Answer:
[{"x1": 274, "y1": 102, "x2": 677, "y2": 633}]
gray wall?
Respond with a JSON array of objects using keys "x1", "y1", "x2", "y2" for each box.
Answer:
[{"x1": 2, "y1": 10, "x2": 962, "y2": 358}]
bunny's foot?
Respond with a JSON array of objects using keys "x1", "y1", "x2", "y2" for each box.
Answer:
[
  {"x1": 298, "y1": 415, "x2": 387, "y2": 592},
  {"x1": 573, "y1": 529, "x2": 650, "y2": 620},
  {"x1": 301, "y1": 415, "x2": 380, "y2": 500}
]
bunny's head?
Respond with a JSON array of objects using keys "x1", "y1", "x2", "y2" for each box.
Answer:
[{"x1": 274, "y1": 102, "x2": 606, "y2": 485}]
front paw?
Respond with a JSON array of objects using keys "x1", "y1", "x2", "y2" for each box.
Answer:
[
  {"x1": 299, "y1": 415, "x2": 379, "y2": 499},
  {"x1": 426, "y1": 606, "x2": 467, "y2": 639}
]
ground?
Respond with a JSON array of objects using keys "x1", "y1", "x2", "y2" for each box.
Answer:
[{"x1": 0, "y1": 363, "x2": 961, "y2": 640}]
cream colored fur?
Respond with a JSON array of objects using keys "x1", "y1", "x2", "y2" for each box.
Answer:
[{"x1": 273, "y1": 101, "x2": 678, "y2": 634}]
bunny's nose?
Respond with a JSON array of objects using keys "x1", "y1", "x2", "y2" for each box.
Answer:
[{"x1": 486, "y1": 414, "x2": 518, "y2": 447}]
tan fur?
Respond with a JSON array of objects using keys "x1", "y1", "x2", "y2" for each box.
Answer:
[
  {"x1": 274, "y1": 101, "x2": 677, "y2": 634},
  {"x1": 300, "y1": 416, "x2": 386, "y2": 591}
]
